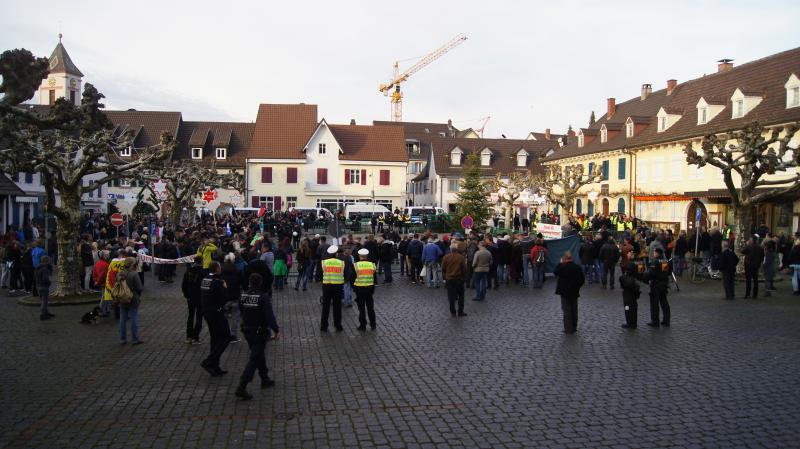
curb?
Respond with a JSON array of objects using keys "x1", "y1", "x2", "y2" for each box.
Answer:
[{"x1": 17, "y1": 295, "x2": 99, "y2": 307}]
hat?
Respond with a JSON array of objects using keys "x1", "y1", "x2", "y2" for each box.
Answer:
[
  {"x1": 314, "y1": 234, "x2": 321, "y2": 238},
  {"x1": 292, "y1": 231, "x2": 298, "y2": 236},
  {"x1": 454, "y1": 232, "x2": 463, "y2": 239},
  {"x1": 358, "y1": 248, "x2": 369, "y2": 256},
  {"x1": 327, "y1": 245, "x2": 338, "y2": 254}
]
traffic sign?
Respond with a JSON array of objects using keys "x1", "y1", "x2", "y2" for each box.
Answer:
[
  {"x1": 110, "y1": 213, "x2": 124, "y2": 227},
  {"x1": 695, "y1": 208, "x2": 702, "y2": 221},
  {"x1": 460, "y1": 214, "x2": 474, "y2": 229}
]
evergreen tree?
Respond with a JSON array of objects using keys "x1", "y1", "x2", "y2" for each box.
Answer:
[
  {"x1": 589, "y1": 111, "x2": 596, "y2": 126},
  {"x1": 452, "y1": 153, "x2": 492, "y2": 231}
]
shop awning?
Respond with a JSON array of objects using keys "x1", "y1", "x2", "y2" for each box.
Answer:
[{"x1": 633, "y1": 195, "x2": 692, "y2": 202}]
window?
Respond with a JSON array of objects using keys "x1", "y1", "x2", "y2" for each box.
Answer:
[
  {"x1": 587, "y1": 200, "x2": 594, "y2": 216},
  {"x1": 410, "y1": 161, "x2": 421, "y2": 174},
  {"x1": 318, "y1": 143, "x2": 326, "y2": 154},
  {"x1": 21, "y1": 172, "x2": 33, "y2": 183},
  {"x1": 261, "y1": 167, "x2": 272, "y2": 183},
  {"x1": 451, "y1": 149, "x2": 462, "y2": 166},
  {"x1": 69, "y1": 90, "x2": 76, "y2": 105},
  {"x1": 652, "y1": 157, "x2": 664, "y2": 182},
  {"x1": 600, "y1": 127, "x2": 608, "y2": 143},
  {"x1": 578, "y1": 133, "x2": 585, "y2": 147},
  {"x1": 575, "y1": 198, "x2": 582, "y2": 214},
  {"x1": 48, "y1": 90, "x2": 55, "y2": 105},
  {"x1": 379, "y1": 170, "x2": 390, "y2": 186},
  {"x1": 659, "y1": 116, "x2": 667, "y2": 132},
  {"x1": 406, "y1": 142, "x2": 420, "y2": 154},
  {"x1": 734, "y1": 100, "x2": 744, "y2": 118},
  {"x1": 637, "y1": 159, "x2": 649, "y2": 183},
  {"x1": 601, "y1": 160, "x2": 609, "y2": 181},
  {"x1": 618, "y1": 158, "x2": 626, "y2": 180},
  {"x1": 120, "y1": 179, "x2": 131, "y2": 187},
  {"x1": 445, "y1": 179, "x2": 458, "y2": 192},
  {"x1": 669, "y1": 154, "x2": 682, "y2": 181},
  {"x1": 258, "y1": 196, "x2": 274, "y2": 210},
  {"x1": 191, "y1": 147, "x2": 202, "y2": 159},
  {"x1": 215, "y1": 148, "x2": 226, "y2": 159},
  {"x1": 689, "y1": 164, "x2": 705, "y2": 180},
  {"x1": 286, "y1": 167, "x2": 297, "y2": 183},
  {"x1": 626, "y1": 120, "x2": 634, "y2": 138},
  {"x1": 699, "y1": 107, "x2": 708, "y2": 124},
  {"x1": 516, "y1": 151, "x2": 527, "y2": 167},
  {"x1": 317, "y1": 168, "x2": 328, "y2": 184},
  {"x1": 120, "y1": 146, "x2": 132, "y2": 157},
  {"x1": 790, "y1": 87, "x2": 800, "y2": 108},
  {"x1": 286, "y1": 196, "x2": 297, "y2": 209},
  {"x1": 617, "y1": 198, "x2": 625, "y2": 214},
  {"x1": 346, "y1": 169, "x2": 362, "y2": 185},
  {"x1": 480, "y1": 149, "x2": 491, "y2": 166},
  {"x1": 588, "y1": 162, "x2": 595, "y2": 177}
]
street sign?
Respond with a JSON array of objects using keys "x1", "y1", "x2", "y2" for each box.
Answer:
[
  {"x1": 460, "y1": 214, "x2": 474, "y2": 229},
  {"x1": 110, "y1": 213, "x2": 124, "y2": 227},
  {"x1": 695, "y1": 208, "x2": 702, "y2": 221}
]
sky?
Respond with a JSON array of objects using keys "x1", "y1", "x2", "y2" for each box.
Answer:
[{"x1": 2, "y1": 0, "x2": 800, "y2": 139}]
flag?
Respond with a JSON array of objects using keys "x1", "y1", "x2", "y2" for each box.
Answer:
[{"x1": 258, "y1": 206, "x2": 266, "y2": 218}]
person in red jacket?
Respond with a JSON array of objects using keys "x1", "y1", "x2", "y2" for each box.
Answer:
[
  {"x1": 92, "y1": 251, "x2": 111, "y2": 316},
  {"x1": 530, "y1": 239, "x2": 548, "y2": 288}
]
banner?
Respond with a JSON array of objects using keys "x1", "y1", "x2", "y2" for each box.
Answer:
[
  {"x1": 136, "y1": 254, "x2": 196, "y2": 265},
  {"x1": 535, "y1": 223, "x2": 563, "y2": 240},
  {"x1": 543, "y1": 234, "x2": 582, "y2": 273}
]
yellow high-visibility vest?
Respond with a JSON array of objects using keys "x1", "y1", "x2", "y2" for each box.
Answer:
[
  {"x1": 322, "y1": 258, "x2": 345, "y2": 284},
  {"x1": 354, "y1": 261, "x2": 376, "y2": 287}
]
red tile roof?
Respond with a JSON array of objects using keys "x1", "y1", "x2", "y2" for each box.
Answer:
[
  {"x1": 328, "y1": 124, "x2": 408, "y2": 162},
  {"x1": 104, "y1": 110, "x2": 182, "y2": 149},
  {"x1": 175, "y1": 121, "x2": 254, "y2": 167},
  {"x1": 248, "y1": 104, "x2": 318, "y2": 159}
]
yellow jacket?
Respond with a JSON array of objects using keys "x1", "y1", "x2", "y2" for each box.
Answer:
[{"x1": 196, "y1": 243, "x2": 217, "y2": 269}]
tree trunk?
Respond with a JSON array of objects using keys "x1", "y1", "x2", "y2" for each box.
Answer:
[
  {"x1": 54, "y1": 189, "x2": 83, "y2": 297},
  {"x1": 733, "y1": 204, "x2": 754, "y2": 273},
  {"x1": 504, "y1": 201, "x2": 513, "y2": 230}
]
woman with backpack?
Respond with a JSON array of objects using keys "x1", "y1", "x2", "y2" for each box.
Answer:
[
  {"x1": 531, "y1": 239, "x2": 548, "y2": 289},
  {"x1": 118, "y1": 257, "x2": 144, "y2": 345}
]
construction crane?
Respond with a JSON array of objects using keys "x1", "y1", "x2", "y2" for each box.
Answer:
[
  {"x1": 379, "y1": 33, "x2": 467, "y2": 122},
  {"x1": 474, "y1": 116, "x2": 491, "y2": 137}
]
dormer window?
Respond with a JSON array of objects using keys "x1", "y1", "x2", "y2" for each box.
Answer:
[
  {"x1": 696, "y1": 97, "x2": 724, "y2": 125},
  {"x1": 450, "y1": 148, "x2": 463, "y2": 166},
  {"x1": 600, "y1": 125, "x2": 608, "y2": 143},
  {"x1": 516, "y1": 150, "x2": 528, "y2": 167},
  {"x1": 480, "y1": 148, "x2": 492, "y2": 166},
  {"x1": 318, "y1": 143, "x2": 326, "y2": 154},
  {"x1": 191, "y1": 147, "x2": 202, "y2": 159},
  {"x1": 578, "y1": 133, "x2": 585, "y2": 148},
  {"x1": 785, "y1": 74, "x2": 800, "y2": 108},
  {"x1": 659, "y1": 116, "x2": 667, "y2": 131},
  {"x1": 625, "y1": 118, "x2": 634, "y2": 138},
  {"x1": 215, "y1": 148, "x2": 227, "y2": 160},
  {"x1": 699, "y1": 107, "x2": 708, "y2": 124},
  {"x1": 120, "y1": 146, "x2": 132, "y2": 157},
  {"x1": 730, "y1": 88, "x2": 763, "y2": 119}
]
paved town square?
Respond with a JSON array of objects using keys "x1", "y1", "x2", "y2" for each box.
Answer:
[{"x1": 2, "y1": 274, "x2": 800, "y2": 449}]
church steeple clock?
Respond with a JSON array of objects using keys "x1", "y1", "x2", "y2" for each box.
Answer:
[{"x1": 38, "y1": 33, "x2": 84, "y2": 106}]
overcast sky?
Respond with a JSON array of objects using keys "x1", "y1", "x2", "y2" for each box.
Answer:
[{"x1": 3, "y1": 0, "x2": 799, "y2": 138}]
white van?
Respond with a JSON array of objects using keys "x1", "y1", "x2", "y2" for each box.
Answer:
[
  {"x1": 402, "y1": 206, "x2": 446, "y2": 223},
  {"x1": 344, "y1": 204, "x2": 391, "y2": 220},
  {"x1": 290, "y1": 207, "x2": 334, "y2": 221}
]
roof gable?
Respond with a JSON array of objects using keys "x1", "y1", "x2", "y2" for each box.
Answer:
[
  {"x1": 248, "y1": 103, "x2": 318, "y2": 159},
  {"x1": 48, "y1": 37, "x2": 83, "y2": 77}
]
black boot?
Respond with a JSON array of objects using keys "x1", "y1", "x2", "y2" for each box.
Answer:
[
  {"x1": 261, "y1": 378, "x2": 276, "y2": 389},
  {"x1": 235, "y1": 385, "x2": 253, "y2": 400}
]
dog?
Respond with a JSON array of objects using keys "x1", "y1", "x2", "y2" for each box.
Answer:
[{"x1": 80, "y1": 307, "x2": 101, "y2": 324}]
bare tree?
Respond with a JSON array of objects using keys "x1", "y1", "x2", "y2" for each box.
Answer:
[
  {"x1": 488, "y1": 171, "x2": 536, "y2": 229},
  {"x1": 542, "y1": 164, "x2": 602, "y2": 217},
  {"x1": 684, "y1": 121, "x2": 800, "y2": 255},
  {"x1": 0, "y1": 48, "x2": 175, "y2": 296}
]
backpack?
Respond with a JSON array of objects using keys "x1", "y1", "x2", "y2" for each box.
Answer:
[
  {"x1": 112, "y1": 270, "x2": 134, "y2": 304},
  {"x1": 535, "y1": 248, "x2": 546, "y2": 264}
]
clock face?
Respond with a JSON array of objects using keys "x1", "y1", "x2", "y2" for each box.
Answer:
[
  {"x1": 69, "y1": 78, "x2": 76, "y2": 87},
  {"x1": 48, "y1": 78, "x2": 56, "y2": 87}
]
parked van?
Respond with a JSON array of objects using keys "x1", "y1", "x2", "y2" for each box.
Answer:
[
  {"x1": 289, "y1": 207, "x2": 334, "y2": 221},
  {"x1": 402, "y1": 206, "x2": 446, "y2": 223},
  {"x1": 344, "y1": 204, "x2": 391, "y2": 220}
]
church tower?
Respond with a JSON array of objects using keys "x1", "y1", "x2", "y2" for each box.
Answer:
[{"x1": 38, "y1": 33, "x2": 84, "y2": 106}]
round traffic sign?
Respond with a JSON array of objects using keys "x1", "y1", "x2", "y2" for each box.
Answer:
[
  {"x1": 110, "y1": 213, "x2": 124, "y2": 227},
  {"x1": 460, "y1": 214, "x2": 474, "y2": 229}
]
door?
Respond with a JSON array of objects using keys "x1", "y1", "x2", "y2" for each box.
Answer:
[
  {"x1": 602, "y1": 198, "x2": 609, "y2": 216},
  {"x1": 686, "y1": 200, "x2": 708, "y2": 232}
]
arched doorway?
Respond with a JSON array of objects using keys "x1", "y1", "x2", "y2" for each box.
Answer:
[
  {"x1": 588, "y1": 200, "x2": 594, "y2": 216},
  {"x1": 687, "y1": 200, "x2": 708, "y2": 232},
  {"x1": 575, "y1": 199, "x2": 582, "y2": 215},
  {"x1": 602, "y1": 198, "x2": 610, "y2": 216},
  {"x1": 617, "y1": 198, "x2": 625, "y2": 214}
]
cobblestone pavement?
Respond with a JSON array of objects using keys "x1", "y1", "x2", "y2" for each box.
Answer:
[{"x1": 2, "y1": 269, "x2": 800, "y2": 449}]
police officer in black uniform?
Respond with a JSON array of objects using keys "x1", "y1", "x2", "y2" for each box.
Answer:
[
  {"x1": 235, "y1": 273, "x2": 280, "y2": 400},
  {"x1": 644, "y1": 247, "x2": 671, "y2": 327},
  {"x1": 200, "y1": 261, "x2": 231, "y2": 376}
]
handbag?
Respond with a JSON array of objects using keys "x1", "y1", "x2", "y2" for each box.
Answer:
[{"x1": 419, "y1": 265, "x2": 427, "y2": 277}]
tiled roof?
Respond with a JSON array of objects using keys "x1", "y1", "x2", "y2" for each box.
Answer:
[
  {"x1": 328, "y1": 124, "x2": 408, "y2": 162},
  {"x1": 527, "y1": 131, "x2": 564, "y2": 141},
  {"x1": 415, "y1": 136, "x2": 559, "y2": 180},
  {"x1": 104, "y1": 110, "x2": 182, "y2": 149},
  {"x1": 372, "y1": 120, "x2": 457, "y2": 162},
  {"x1": 248, "y1": 104, "x2": 318, "y2": 159},
  {"x1": 0, "y1": 174, "x2": 25, "y2": 196},
  {"x1": 175, "y1": 121, "x2": 254, "y2": 167},
  {"x1": 48, "y1": 38, "x2": 83, "y2": 77},
  {"x1": 546, "y1": 46, "x2": 800, "y2": 162}
]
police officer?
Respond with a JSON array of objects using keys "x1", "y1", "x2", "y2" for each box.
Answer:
[
  {"x1": 644, "y1": 247, "x2": 671, "y2": 327},
  {"x1": 353, "y1": 248, "x2": 377, "y2": 331},
  {"x1": 619, "y1": 262, "x2": 641, "y2": 329},
  {"x1": 321, "y1": 245, "x2": 345, "y2": 332},
  {"x1": 200, "y1": 261, "x2": 231, "y2": 376},
  {"x1": 235, "y1": 273, "x2": 279, "y2": 400}
]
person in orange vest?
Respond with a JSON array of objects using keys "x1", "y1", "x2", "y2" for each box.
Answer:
[{"x1": 353, "y1": 248, "x2": 377, "y2": 331}]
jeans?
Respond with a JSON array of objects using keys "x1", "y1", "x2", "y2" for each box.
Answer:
[
  {"x1": 120, "y1": 306, "x2": 140, "y2": 343},
  {"x1": 98, "y1": 289, "x2": 110, "y2": 316},
  {"x1": 583, "y1": 264, "x2": 594, "y2": 283},
  {"x1": 0, "y1": 262, "x2": 8, "y2": 287},
  {"x1": 425, "y1": 261, "x2": 441, "y2": 287},
  {"x1": 295, "y1": 266, "x2": 310, "y2": 290},
  {"x1": 84, "y1": 266, "x2": 93, "y2": 290},
  {"x1": 410, "y1": 258, "x2": 422, "y2": 281},
  {"x1": 673, "y1": 255, "x2": 685, "y2": 276},
  {"x1": 274, "y1": 276, "x2": 286, "y2": 290},
  {"x1": 473, "y1": 272, "x2": 488, "y2": 300},
  {"x1": 445, "y1": 280, "x2": 465, "y2": 314},
  {"x1": 381, "y1": 260, "x2": 393, "y2": 282},
  {"x1": 39, "y1": 287, "x2": 50, "y2": 316},
  {"x1": 602, "y1": 263, "x2": 615, "y2": 288},
  {"x1": 399, "y1": 255, "x2": 407, "y2": 276},
  {"x1": 225, "y1": 301, "x2": 241, "y2": 337},
  {"x1": 532, "y1": 264, "x2": 545, "y2": 288},
  {"x1": 343, "y1": 282, "x2": 353, "y2": 306},
  {"x1": 593, "y1": 260, "x2": 604, "y2": 284},
  {"x1": 497, "y1": 264, "x2": 508, "y2": 284},
  {"x1": 744, "y1": 265, "x2": 759, "y2": 297},
  {"x1": 521, "y1": 255, "x2": 531, "y2": 286},
  {"x1": 560, "y1": 295, "x2": 578, "y2": 333},
  {"x1": 791, "y1": 264, "x2": 800, "y2": 292}
]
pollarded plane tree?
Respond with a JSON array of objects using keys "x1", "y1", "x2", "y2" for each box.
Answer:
[
  {"x1": 542, "y1": 163, "x2": 602, "y2": 217},
  {"x1": 0, "y1": 48, "x2": 175, "y2": 296}
]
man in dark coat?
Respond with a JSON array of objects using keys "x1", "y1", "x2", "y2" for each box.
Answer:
[
  {"x1": 598, "y1": 238, "x2": 621, "y2": 290},
  {"x1": 553, "y1": 251, "x2": 585, "y2": 334},
  {"x1": 200, "y1": 261, "x2": 230, "y2": 376},
  {"x1": 644, "y1": 248, "x2": 671, "y2": 327},
  {"x1": 719, "y1": 241, "x2": 739, "y2": 300},
  {"x1": 742, "y1": 236, "x2": 765, "y2": 298},
  {"x1": 619, "y1": 263, "x2": 640, "y2": 329}
]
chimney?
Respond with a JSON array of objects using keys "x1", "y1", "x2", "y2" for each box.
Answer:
[
  {"x1": 349, "y1": 119, "x2": 356, "y2": 125},
  {"x1": 640, "y1": 84, "x2": 652, "y2": 101},
  {"x1": 545, "y1": 128, "x2": 551, "y2": 140},
  {"x1": 607, "y1": 98, "x2": 616, "y2": 118},
  {"x1": 667, "y1": 79, "x2": 677, "y2": 95},
  {"x1": 447, "y1": 119, "x2": 454, "y2": 137},
  {"x1": 568, "y1": 129, "x2": 576, "y2": 137},
  {"x1": 717, "y1": 58, "x2": 734, "y2": 73}
]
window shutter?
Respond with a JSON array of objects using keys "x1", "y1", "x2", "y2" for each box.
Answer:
[
  {"x1": 274, "y1": 196, "x2": 282, "y2": 211},
  {"x1": 287, "y1": 167, "x2": 297, "y2": 183},
  {"x1": 618, "y1": 158, "x2": 626, "y2": 180},
  {"x1": 361, "y1": 169, "x2": 367, "y2": 185},
  {"x1": 251, "y1": 196, "x2": 259, "y2": 207},
  {"x1": 261, "y1": 167, "x2": 272, "y2": 183},
  {"x1": 345, "y1": 169, "x2": 350, "y2": 185},
  {"x1": 317, "y1": 168, "x2": 327, "y2": 184},
  {"x1": 380, "y1": 170, "x2": 390, "y2": 186}
]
